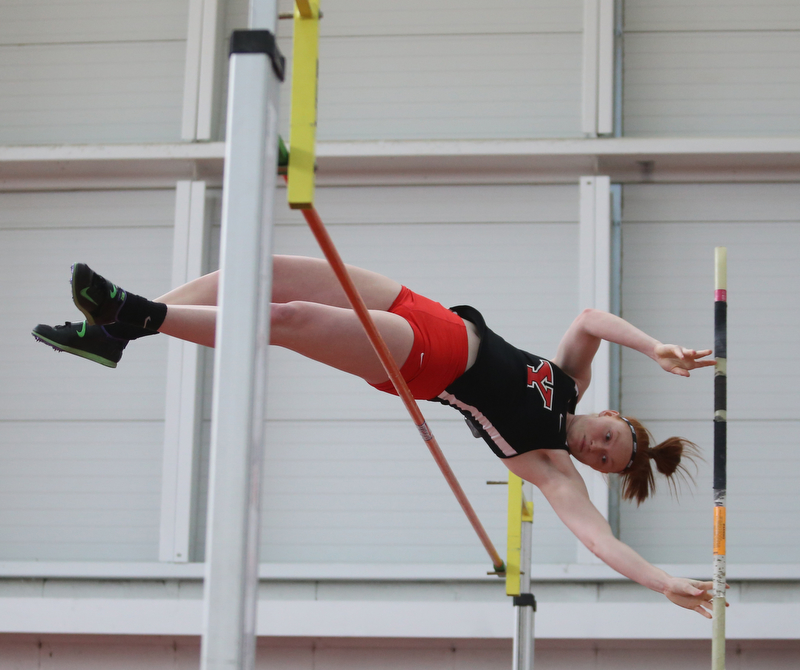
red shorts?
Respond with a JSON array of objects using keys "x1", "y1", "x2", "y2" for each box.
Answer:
[{"x1": 370, "y1": 287, "x2": 469, "y2": 400}]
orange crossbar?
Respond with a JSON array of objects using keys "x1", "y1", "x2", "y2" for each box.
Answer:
[{"x1": 298, "y1": 205, "x2": 505, "y2": 572}]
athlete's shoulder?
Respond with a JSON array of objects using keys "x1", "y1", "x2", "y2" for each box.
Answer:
[{"x1": 505, "y1": 448, "x2": 576, "y2": 487}]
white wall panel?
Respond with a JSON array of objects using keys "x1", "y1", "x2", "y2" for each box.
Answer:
[
  {"x1": 0, "y1": 0, "x2": 188, "y2": 44},
  {"x1": 625, "y1": 0, "x2": 800, "y2": 31},
  {"x1": 624, "y1": 32, "x2": 800, "y2": 137},
  {"x1": 0, "y1": 422, "x2": 162, "y2": 561},
  {"x1": 314, "y1": 0, "x2": 581, "y2": 36},
  {"x1": 228, "y1": 0, "x2": 583, "y2": 37},
  {"x1": 221, "y1": 1, "x2": 583, "y2": 141},
  {"x1": 619, "y1": 183, "x2": 800, "y2": 565},
  {"x1": 0, "y1": 189, "x2": 174, "y2": 561},
  {"x1": 0, "y1": 0, "x2": 187, "y2": 144},
  {"x1": 315, "y1": 33, "x2": 582, "y2": 141},
  {"x1": 192, "y1": 184, "x2": 580, "y2": 564},
  {"x1": 0, "y1": 42, "x2": 185, "y2": 145}
]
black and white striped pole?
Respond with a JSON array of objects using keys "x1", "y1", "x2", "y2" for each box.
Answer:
[{"x1": 712, "y1": 246, "x2": 727, "y2": 670}]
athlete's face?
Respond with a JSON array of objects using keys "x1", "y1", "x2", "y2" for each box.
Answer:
[{"x1": 567, "y1": 410, "x2": 635, "y2": 474}]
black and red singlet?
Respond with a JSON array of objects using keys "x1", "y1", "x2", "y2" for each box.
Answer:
[{"x1": 434, "y1": 305, "x2": 579, "y2": 460}]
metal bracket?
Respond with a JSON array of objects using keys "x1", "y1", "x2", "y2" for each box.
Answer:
[
  {"x1": 229, "y1": 30, "x2": 286, "y2": 82},
  {"x1": 513, "y1": 593, "x2": 537, "y2": 610}
]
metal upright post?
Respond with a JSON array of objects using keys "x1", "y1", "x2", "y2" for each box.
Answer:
[
  {"x1": 508, "y1": 474, "x2": 535, "y2": 670},
  {"x1": 200, "y1": 1, "x2": 284, "y2": 668},
  {"x1": 513, "y1": 499, "x2": 535, "y2": 670}
]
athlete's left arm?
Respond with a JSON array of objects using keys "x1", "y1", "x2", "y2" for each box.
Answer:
[
  {"x1": 509, "y1": 451, "x2": 715, "y2": 618},
  {"x1": 552, "y1": 309, "x2": 714, "y2": 398}
]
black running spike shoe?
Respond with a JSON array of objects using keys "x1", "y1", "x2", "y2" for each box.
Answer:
[
  {"x1": 71, "y1": 262, "x2": 127, "y2": 326},
  {"x1": 32, "y1": 321, "x2": 127, "y2": 368}
]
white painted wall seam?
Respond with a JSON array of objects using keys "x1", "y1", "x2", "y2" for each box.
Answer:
[
  {"x1": 581, "y1": 0, "x2": 600, "y2": 136},
  {"x1": 181, "y1": 0, "x2": 205, "y2": 140},
  {"x1": 577, "y1": 176, "x2": 612, "y2": 563},
  {"x1": 159, "y1": 181, "x2": 208, "y2": 563},
  {"x1": 196, "y1": 0, "x2": 224, "y2": 140}
]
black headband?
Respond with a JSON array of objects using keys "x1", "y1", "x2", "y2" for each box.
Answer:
[{"x1": 621, "y1": 416, "x2": 638, "y2": 471}]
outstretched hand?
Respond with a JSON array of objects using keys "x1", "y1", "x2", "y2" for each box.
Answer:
[
  {"x1": 654, "y1": 344, "x2": 715, "y2": 377},
  {"x1": 664, "y1": 578, "x2": 725, "y2": 618}
]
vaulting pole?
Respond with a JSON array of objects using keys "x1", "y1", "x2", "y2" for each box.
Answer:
[
  {"x1": 298, "y1": 205, "x2": 505, "y2": 573},
  {"x1": 712, "y1": 246, "x2": 727, "y2": 670},
  {"x1": 284, "y1": 0, "x2": 502, "y2": 573}
]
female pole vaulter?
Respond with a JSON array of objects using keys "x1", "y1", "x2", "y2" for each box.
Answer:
[{"x1": 34, "y1": 255, "x2": 718, "y2": 617}]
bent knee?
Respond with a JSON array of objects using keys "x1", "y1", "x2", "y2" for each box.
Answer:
[{"x1": 270, "y1": 301, "x2": 313, "y2": 343}]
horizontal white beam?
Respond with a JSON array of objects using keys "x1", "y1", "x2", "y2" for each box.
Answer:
[
  {"x1": 0, "y1": 597, "x2": 797, "y2": 640},
  {"x1": 0, "y1": 562, "x2": 798, "y2": 582},
  {"x1": 0, "y1": 143, "x2": 226, "y2": 162},
  {"x1": 318, "y1": 137, "x2": 800, "y2": 158},
  {"x1": 2, "y1": 137, "x2": 800, "y2": 190},
  {"x1": 4, "y1": 137, "x2": 800, "y2": 162}
]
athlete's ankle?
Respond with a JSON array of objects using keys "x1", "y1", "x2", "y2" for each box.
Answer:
[
  {"x1": 104, "y1": 321, "x2": 160, "y2": 341},
  {"x1": 116, "y1": 294, "x2": 168, "y2": 332}
]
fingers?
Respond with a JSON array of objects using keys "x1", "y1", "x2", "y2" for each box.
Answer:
[
  {"x1": 691, "y1": 580, "x2": 714, "y2": 590},
  {"x1": 695, "y1": 359, "x2": 717, "y2": 368},
  {"x1": 695, "y1": 606, "x2": 712, "y2": 619}
]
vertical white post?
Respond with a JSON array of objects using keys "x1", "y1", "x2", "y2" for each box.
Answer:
[
  {"x1": 596, "y1": 0, "x2": 615, "y2": 134},
  {"x1": 196, "y1": 0, "x2": 224, "y2": 140},
  {"x1": 181, "y1": 0, "x2": 205, "y2": 139},
  {"x1": 201, "y1": 2, "x2": 282, "y2": 668},
  {"x1": 181, "y1": 0, "x2": 224, "y2": 140},
  {"x1": 576, "y1": 176, "x2": 612, "y2": 563},
  {"x1": 160, "y1": 181, "x2": 208, "y2": 562},
  {"x1": 581, "y1": 0, "x2": 615, "y2": 136},
  {"x1": 581, "y1": 0, "x2": 599, "y2": 136}
]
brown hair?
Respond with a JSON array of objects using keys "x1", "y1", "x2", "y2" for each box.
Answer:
[{"x1": 618, "y1": 416, "x2": 700, "y2": 506}]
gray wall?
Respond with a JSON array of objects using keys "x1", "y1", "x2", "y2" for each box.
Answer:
[{"x1": 623, "y1": 0, "x2": 800, "y2": 136}]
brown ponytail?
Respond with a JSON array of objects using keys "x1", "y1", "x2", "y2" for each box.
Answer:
[{"x1": 618, "y1": 416, "x2": 700, "y2": 506}]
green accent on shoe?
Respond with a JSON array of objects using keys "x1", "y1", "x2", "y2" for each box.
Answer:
[
  {"x1": 32, "y1": 331, "x2": 117, "y2": 368},
  {"x1": 71, "y1": 262, "x2": 128, "y2": 326},
  {"x1": 80, "y1": 286, "x2": 98, "y2": 305},
  {"x1": 76, "y1": 321, "x2": 87, "y2": 337}
]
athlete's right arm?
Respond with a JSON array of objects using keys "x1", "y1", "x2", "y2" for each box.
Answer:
[{"x1": 552, "y1": 309, "x2": 713, "y2": 397}]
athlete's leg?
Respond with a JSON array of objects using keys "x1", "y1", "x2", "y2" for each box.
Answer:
[
  {"x1": 37, "y1": 256, "x2": 407, "y2": 369},
  {"x1": 271, "y1": 255, "x2": 403, "y2": 310},
  {"x1": 158, "y1": 304, "x2": 218, "y2": 347},
  {"x1": 156, "y1": 271, "x2": 220, "y2": 306},
  {"x1": 154, "y1": 256, "x2": 402, "y2": 310},
  {"x1": 157, "y1": 300, "x2": 413, "y2": 384},
  {"x1": 269, "y1": 301, "x2": 413, "y2": 384}
]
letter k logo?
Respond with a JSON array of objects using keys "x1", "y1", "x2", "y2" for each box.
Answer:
[{"x1": 527, "y1": 360, "x2": 555, "y2": 410}]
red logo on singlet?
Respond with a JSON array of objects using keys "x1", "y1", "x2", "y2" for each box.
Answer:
[{"x1": 527, "y1": 360, "x2": 554, "y2": 410}]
